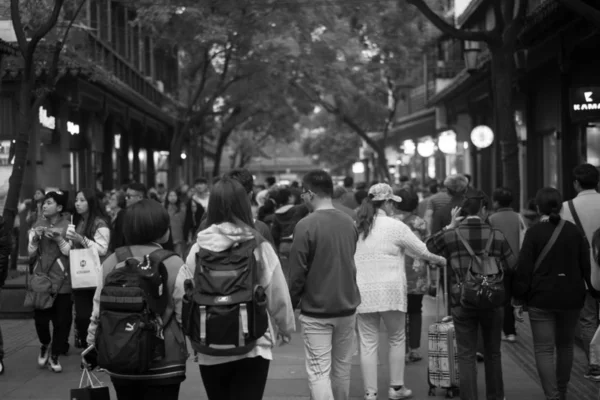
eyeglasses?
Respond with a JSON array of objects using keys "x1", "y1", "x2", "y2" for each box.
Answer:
[{"x1": 126, "y1": 193, "x2": 142, "y2": 200}]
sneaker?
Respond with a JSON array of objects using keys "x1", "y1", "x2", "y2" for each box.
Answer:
[
  {"x1": 388, "y1": 386, "x2": 413, "y2": 399},
  {"x1": 48, "y1": 355, "x2": 62, "y2": 373},
  {"x1": 37, "y1": 345, "x2": 50, "y2": 367},
  {"x1": 476, "y1": 352, "x2": 485, "y2": 362},
  {"x1": 0, "y1": 359, "x2": 4, "y2": 375},
  {"x1": 502, "y1": 334, "x2": 517, "y2": 343},
  {"x1": 584, "y1": 365, "x2": 600, "y2": 382},
  {"x1": 364, "y1": 392, "x2": 377, "y2": 400},
  {"x1": 408, "y1": 350, "x2": 422, "y2": 362}
]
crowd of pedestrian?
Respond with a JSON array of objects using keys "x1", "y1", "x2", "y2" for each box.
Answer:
[{"x1": 0, "y1": 163, "x2": 598, "y2": 400}]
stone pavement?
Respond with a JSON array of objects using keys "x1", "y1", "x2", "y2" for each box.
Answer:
[{"x1": 0, "y1": 296, "x2": 587, "y2": 400}]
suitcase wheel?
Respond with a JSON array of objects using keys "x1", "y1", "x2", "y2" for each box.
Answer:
[{"x1": 428, "y1": 387, "x2": 436, "y2": 396}]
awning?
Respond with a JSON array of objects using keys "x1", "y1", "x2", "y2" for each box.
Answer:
[{"x1": 389, "y1": 107, "x2": 436, "y2": 145}]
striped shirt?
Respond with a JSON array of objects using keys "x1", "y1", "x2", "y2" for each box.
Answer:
[{"x1": 426, "y1": 217, "x2": 517, "y2": 305}]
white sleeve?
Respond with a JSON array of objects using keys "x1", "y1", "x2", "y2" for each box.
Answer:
[
  {"x1": 82, "y1": 227, "x2": 111, "y2": 257},
  {"x1": 391, "y1": 220, "x2": 445, "y2": 265}
]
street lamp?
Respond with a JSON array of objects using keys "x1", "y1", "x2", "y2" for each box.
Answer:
[
  {"x1": 417, "y1": 139, "x2": 435, "y2": 158},
  {"x1": 463, "y1": 40, "x2": 481, "y2": 73},
  {"x1": 438, "y1": 130, "x2": 457, "y2": 155}
]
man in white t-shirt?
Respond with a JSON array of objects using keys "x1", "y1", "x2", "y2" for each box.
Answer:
[{"x1": 560, "y1": 163, "x2": 600, "y2": 380}]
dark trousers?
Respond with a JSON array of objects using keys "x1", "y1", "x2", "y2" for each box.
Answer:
[
  {"x1": 199, "y1": 356, "x2": 270, "y2": 400},
  {"x1": 113, "y1": 382, "x2": 180, "y2": 400},
  {"x1": 9, "y1": 227, "x2": 18, "y2": 271},
  {"x1": 72, "y1": 289, "x2": 95, "y2": 345},
  {"x1": 451, "y1": 306, "x2": 504, "y2": 400},
  {"x1": 579, "y1": 292, "x2": 599, "y2": 362},
  {"x1": 529, "y1": 307, "x2": 580, "y2": 400},
  {"x1": 503, "y1": 303, "x2": 516, "y2": 336},
  {"x1": 407, "y1": 294, "x2": 424, "y2": 349},
  {"x1": 33, "y1": 293, "x2": 72, "y2": 356}
]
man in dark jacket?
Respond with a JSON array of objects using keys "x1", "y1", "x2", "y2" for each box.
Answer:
[{"x1": 0, "y1": 216, "x2": 14, "y2": 374}]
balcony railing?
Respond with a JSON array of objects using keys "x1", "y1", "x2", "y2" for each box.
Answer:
[{"x1": 81, "y1": 31, "x2": 165, "y2": 107}]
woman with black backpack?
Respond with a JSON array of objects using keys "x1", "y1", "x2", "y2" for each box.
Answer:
[
  {"x1": 178, "y1": 177, "x2": 295, "y2": 400},
  {"x1": 84, "y1": 199, "x2": 188, "y2": 400}
]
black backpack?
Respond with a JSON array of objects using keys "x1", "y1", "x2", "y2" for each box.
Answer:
[
  {"x1": 96, "y1": 247, "x2": 176, "y2": 374},
  {"x1": 453, "y1": 230, "x2": 505, "y2": 309},
  {"x1": 182, "y1": 239, "x2": 269, "y2": 356}
]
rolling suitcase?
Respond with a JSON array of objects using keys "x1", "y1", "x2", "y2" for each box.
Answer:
[{"x1": 427, "y1": 267, "x2": 460, "y2": 398}]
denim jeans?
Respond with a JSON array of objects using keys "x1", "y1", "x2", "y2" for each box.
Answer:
[
  {"x1": 579, "y1": 293, "x2": 599, "y2": 363},
  {"x1": 451, "y1": 306, "x2": 504, "y2": 400},
  {"x1": 357, "y1": 311, "x2": 406, "y2": 395},
  {"x1": 299, "y1": 313, "x2": 356, "y2": 400},
  {"x1": 529, "y1": 308, "x2": 580, "y2": 400},
  {"x1": 590, "y1": 325, "x2": 600, "y2": 367}
]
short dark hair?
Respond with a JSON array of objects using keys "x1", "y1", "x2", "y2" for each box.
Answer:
[
  {"x1": 205, "y1": 177, "x2": 254, "y2": 228},
  {"x1": 303, "y1": 170, "x2": 334, "y2": 197},
  {"x1": 535, "y1": 187, "x2": 563, "y2": 224},
  {"x1": 157, "y1": 183, "x2": 165, "y2": 189},
  {"x1": 123, "y1": 199, "x2": 170, "y2": 245},
  {"x1": 128, "y1": 183, "x2": 147, "y2": 197},
  {"x1": 343, "y1": 176, "x2": 354, "y2": 188},
  {"x1": 461, "y1": 190, "x2": 490, "y2": 216},
  {"x1": 356, "y1": 182, "x2": 367, "y2": 191},
  {"x1": 274, "y1": 187, "x2": 291, "y2": 206},
  {"x1": 44, "y1": 191, "x2": 68, "y2": 211},
  {"x1": 224, "y1": 169, "x2": 254, "y2": 194},
  {"x1": 265, "y1": 176, "x2": 276, "y2": 187},
  {"x1": 354, "y1": 189, "x2": 368, "y2": 206},
  {"x1": 429, "y1": 182, "x2": 438, "y2": 194},
  {"x1": 492, "y1": 187, "x2": 513, "y2": 208},
  {"x1": 194, "y1": 177, "x2": 208, "y2": 185},
  {"x1": 394, "y1": 189, "x2": 419, "y2": 212},
  {"x1": 399, "y1": 176, "x2": 410, "y2": 183},
  {"x1": 573, "y1": 163, "x2": 600, "y2": 190}
]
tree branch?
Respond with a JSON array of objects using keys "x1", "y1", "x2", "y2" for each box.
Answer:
[
  {"x1": 406, "y1": 0, "x2": 494, "y2": 43},
  {"x1": 556, "y1": 0, "x2": 600, "y2": 27},
  {"x1": 27, "y1": 0, "x2": 66, "y2": 60},
  {"x1": 10, "y1": 0, "x2": 27, "y2": 55}
]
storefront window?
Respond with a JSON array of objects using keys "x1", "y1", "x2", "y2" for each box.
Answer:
[
  {"x1": 586, "y1": 124, "x2": 600, "y2": 167},
  {"x1": 543, "y1": 131, "x2": 559, "y2": 188}
]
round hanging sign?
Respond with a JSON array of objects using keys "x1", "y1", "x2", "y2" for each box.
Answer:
[{"x1": 470, "y1": 125, "x2": 494, "y2": 149}]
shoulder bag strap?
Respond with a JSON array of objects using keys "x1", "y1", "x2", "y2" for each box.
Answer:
[
  {"x1": 533, "y1": 220, "x2": 565, "y2": 273},
  {"x1": 568, "y1": 200, "x2": 586, "y2": 238},
  {"x1": 160, "y1": 254, "x2": 184, "y2": 328},
  {"x1": 455, "y1": 228, "x2": 480, "y2": 265}
]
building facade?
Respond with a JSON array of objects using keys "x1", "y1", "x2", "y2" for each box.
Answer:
[{"x1": 0, "y1": 0, "x2": 181, "y2": 198}]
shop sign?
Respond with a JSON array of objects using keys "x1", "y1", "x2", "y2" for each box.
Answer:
[{"x1": 570, "y1": 86, "x2": 600, "y2": 120}]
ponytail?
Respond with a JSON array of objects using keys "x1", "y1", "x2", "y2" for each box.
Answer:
[
  {"x1": 356, "y1": 195, "x2": 385, "y2": 240},
  {"x1": 548, "y1": 208, "x2": 561, "y2": 225}
]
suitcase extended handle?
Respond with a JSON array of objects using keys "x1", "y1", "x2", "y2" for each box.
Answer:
[{"x1": 435, "y1": 264, "x2": 449, "y2": 322}]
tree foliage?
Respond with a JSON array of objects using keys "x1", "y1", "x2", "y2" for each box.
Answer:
[{"x1": 277, "y1": 0, "x2": 436, "y2": 180}]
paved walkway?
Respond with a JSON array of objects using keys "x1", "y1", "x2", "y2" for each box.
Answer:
[{"x1": 0, "y1": 296, "x2": 589, "y2": 399}]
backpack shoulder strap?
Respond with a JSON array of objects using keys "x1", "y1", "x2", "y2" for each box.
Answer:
[
  {"x1": 534, "y1": 220, "x2": 565, "y2": 273},
  {"x1": 484, "y1": 231, "x2": 495, "y2": 255},
  {"x1": 115, "y1": 247, "x2": 134, "y2": 263},
  {"x1": 568, "y1": 200, "x2": 585, "y2": 236},
  {"x1": 455, "y1": 228, "x2": 478, "y2": 259},
  {"x1": 153, "y1": 250, "x2": 182, "y2": 327}
]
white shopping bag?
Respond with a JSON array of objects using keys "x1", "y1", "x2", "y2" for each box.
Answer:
[{"x1": 69, "y1": 248, "x2": 101, "y2": 289}]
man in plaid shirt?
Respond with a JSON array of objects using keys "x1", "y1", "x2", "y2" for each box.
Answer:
[{"x1": 427, "y1": 191, "x2": 517, "y2": 400}]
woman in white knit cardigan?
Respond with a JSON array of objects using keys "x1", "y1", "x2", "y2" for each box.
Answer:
[{"x1": 355, "y1": 184, "x2": 446, "y2": 400}]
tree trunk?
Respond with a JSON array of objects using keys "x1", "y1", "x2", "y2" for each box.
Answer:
[
  {"x1": 212, "y1": 129, "x2": 234, "y2": 177},
  {"x1": 3, "y1": 79, "x2": 34, "y2": 231},
  {"x1": 491, "y1": 46, "x2": 520, "y2": 209}
]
